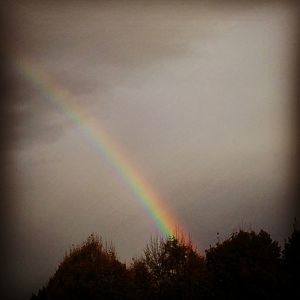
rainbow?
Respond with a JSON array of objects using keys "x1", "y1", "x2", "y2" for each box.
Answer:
[{"x1": 14, "y1": 57, "x2": 189, "y2": 240}]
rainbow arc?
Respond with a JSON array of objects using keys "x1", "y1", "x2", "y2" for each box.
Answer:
[{"x1": 15, "y1": 57, "x2": 189, "y2": 240}]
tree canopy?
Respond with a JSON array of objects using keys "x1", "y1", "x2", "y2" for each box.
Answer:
[
  {"x1": 31, "y1": 234, "x2": 131, "y2": 300},
  {"x1": 30, "y1": 225, "x2": 300, "y2": 300},
  {"x1": 205, "y1": 230, "x2": 281, "y2": 299}
]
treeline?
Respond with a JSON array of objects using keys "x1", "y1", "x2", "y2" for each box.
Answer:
[{"x1": 31, "y1": 224, "x2": 300, "y2": 300}]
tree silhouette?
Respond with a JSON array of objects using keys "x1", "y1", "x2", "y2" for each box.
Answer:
[
  {"x1": 31, "y1": 234, "x2": 131, "y2": 300},
  {"x1": 129, "y1": 259, "x2": 152, "y2": 300},
  {"x1": 29, "y1": 225, "x2": 300, "y2": 300},
  {"x1": 205, "y1": 230, "x2": 281, "y2": 300},
  {"x1": 131, "y1": 235, "x2": 208, "y2": 300},
  {"x1": 282, "y1": 220, "x2": 300, "y2": 298}
]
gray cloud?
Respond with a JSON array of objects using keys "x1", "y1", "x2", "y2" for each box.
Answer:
[{"x1": 3, "y1": 1, "x2": 297, "y2": 299}]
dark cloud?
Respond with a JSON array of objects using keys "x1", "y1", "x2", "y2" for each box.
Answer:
[{"x1": 5, "y1": 0, "x2": 213, "y2": 148}]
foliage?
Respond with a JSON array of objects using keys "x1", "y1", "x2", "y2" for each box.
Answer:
[
  {"x1": 130, "y1": 235, "x2": 208, "y2": 299},
  {"x1": 205, "y1": 230, "x2": 281, "y2": 299},
  {"x1": 31, "y1": 234, "x2": 131, "y2": 300},
  {"x1": 282, "y1": 220, "x2": 300, "y2": 298},
  {"x1": 30, "y1": 226, "x2": 300, "y2": 300}
]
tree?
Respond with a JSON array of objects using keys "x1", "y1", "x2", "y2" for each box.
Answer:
[
  {"x1": 282, "y1": 220, "x2": 300, "y2": 298},
  {"x1": 205, "y1": 230, "x2": 281, "y2": 300},
  {"x1": 29, "y1": 225, "x2": 300, "y2": 299},
  {"x1": 131, "y1": 235, "x2": 208, "y2": 300},
  {"x1": 31, "y1": 234, "x2": 131, "y2": 300},
  {"x1": 128, "y1": 259, "x2": 152, "y2": 300}
]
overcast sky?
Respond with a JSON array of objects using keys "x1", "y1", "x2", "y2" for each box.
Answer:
[{"x1": 3, "y1": 1, "x2": 298, "y2": 299}]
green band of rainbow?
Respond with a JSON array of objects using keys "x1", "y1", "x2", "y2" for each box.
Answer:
[{"x1": 14, "y1": 57, "x2": 189, "y2": 239}]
